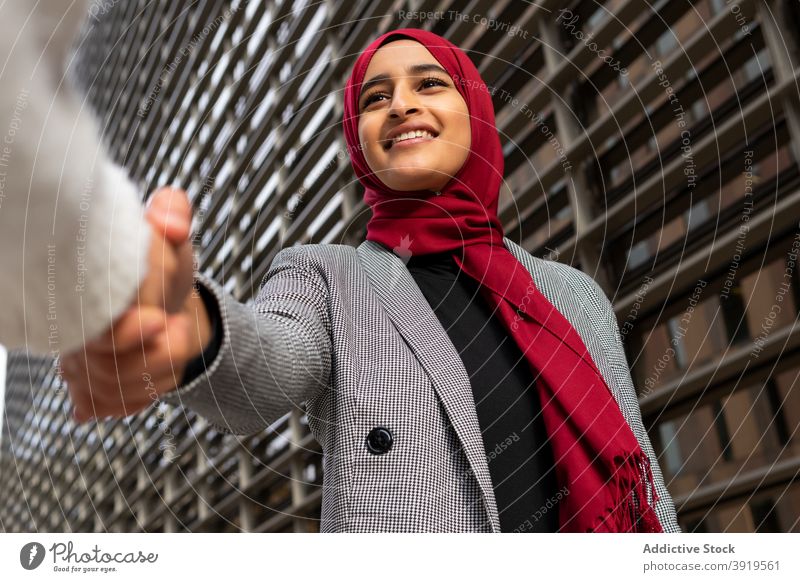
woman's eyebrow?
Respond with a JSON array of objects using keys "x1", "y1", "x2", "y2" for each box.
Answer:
[{"x1": 359, "y1": 63, "x2": 449, "y2": 99}]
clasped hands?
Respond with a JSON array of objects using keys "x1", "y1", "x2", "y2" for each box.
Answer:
[{"x1": 61, "y1": 187, "x2": 212, "y2": 424}]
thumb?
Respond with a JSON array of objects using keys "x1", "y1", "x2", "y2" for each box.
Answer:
[{"x1": 146, "y1": 186, "x2": 192, "y2": 246}]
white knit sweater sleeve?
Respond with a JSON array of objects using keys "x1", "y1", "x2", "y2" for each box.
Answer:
[{"x1": 0, "y1": 1, "x2": 151, "y2": 356}]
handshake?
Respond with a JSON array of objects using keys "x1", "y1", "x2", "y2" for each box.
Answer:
[{"x1": 61, "y1": 187, "x2": 213, "y2": 424}]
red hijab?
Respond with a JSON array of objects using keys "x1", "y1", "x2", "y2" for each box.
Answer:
[{"x1": 343, "y1": 28, "x2": 662, "y2": 533}]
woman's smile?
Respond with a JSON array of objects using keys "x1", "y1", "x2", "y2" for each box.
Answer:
[
  {"x1": 383, "y1": 123, "x2": 440, "y2": 150},
  {"x1": 389, "y1": 133, "x2": 436, "y2": 149}
]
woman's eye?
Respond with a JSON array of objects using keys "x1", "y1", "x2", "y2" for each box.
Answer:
[
  {"x1": 363, "y1": 92, "x2": 386, "y2": 107},
  {"x1": 361, "y1": 78, "x2": 449, "y2": 109},
  {"x1": 420, "y1": 77, "x2": 447, "y2": 89}
]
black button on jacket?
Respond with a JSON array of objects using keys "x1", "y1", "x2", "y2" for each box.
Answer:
[{"x1": 366, "y1": 426, "x2": 394, "y2": 454}]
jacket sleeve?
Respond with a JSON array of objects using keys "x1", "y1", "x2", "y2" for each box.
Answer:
[
  {"x1": 0, "y1": 1, "x2": 150, "y2": 356},
  {"x1": 575, "y1": 268, "x2": 682, "y2": 533},
  {"x1": 160, "y1": 246, "x2": 333, "y2": 435}
]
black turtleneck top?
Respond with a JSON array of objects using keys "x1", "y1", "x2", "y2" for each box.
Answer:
[
  {"x1": 404, "y1": 251, "x2": 560, "y2": 533},
  {"x1": 182, "y1": 250, "x2": 560, "y2": 532}
]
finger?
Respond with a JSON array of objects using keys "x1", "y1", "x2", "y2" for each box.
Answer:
[
  {"x1": 66, "y1": 373, "x2": 99, "y2": 424},
  {"x1": 165, "y1": 242, "x2": 196, "y2": 314},
  {"x1": 153, "y1": 312, "x2": 194, "y2": 367},
  {"x1": 85, "y1": 306, "x2": 167, "y2": 355},
  {"x1": 63, "y1": 352, "x2": 122, "y2": 424},
  {"x1": 110, "y1": 340, "x2": 190, "y2": 388},
  {"x1": 139, "y1": 227, "x2": 195, "y2": 314},
  {"x1": 73, "y1": 405, "x2": 92, "y2": 424},
  {"x1": 146, "y1": 187, "x2": 192, "y2": 245},
  {"x1": 134, "y1": 313, "x2": 193, "y2": 389},
  {"x1": 103, "y1": 311, "x2": 193, "y2": 379},
  {"x1": 76, "y1": 395, "x2": 152, "y2": 424},
  {"x1": 69, "y1": 385, "x2": 91, "y2": 423},
  {"x1": 68, "y1": 368, "x2": 154, "y2": 423},
  {"x1": 82, "y1": 307, "x2": 164, "y2": 354},
  {"x1": 63, "y1": 353, "x2": 93, "y2": 414}
]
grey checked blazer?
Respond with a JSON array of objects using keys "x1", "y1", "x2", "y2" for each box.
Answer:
[{"x1": 161, "y1": 237, "x2": 681, "y2": 533}]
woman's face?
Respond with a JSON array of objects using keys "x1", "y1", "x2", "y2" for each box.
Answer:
[{"x1": 357, "y1": 39, "x2": 471, "y2": 193}]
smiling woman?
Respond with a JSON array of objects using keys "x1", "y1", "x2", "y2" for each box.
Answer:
[
  {"x1": 338, "y1": 29, "x2": 673, "y2": 533},
  {"x1": 79, "y1": 27, "x2": 681, "y2": 534}
]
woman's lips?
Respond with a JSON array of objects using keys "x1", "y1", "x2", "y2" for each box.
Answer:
[{"x1": 384, "y1": 134, "x2": 438, "y2": 151}]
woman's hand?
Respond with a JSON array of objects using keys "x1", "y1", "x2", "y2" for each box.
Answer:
[{"x1": 61, "y1": 187, "x2": 212, "y2": 424}]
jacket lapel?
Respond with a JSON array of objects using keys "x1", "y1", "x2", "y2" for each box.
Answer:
[
  {"x1": 503, "y1": 237, "x2": 614, "y2": 377},
  {"x1": 357, "y1": 240, "x2": 501, "y2": 532}
]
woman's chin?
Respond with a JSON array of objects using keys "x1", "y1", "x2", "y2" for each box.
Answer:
[{"x1": 382, "y1": 168, "x2": 447, "y2": 193}]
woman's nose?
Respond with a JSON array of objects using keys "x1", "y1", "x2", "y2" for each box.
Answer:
[{"x1": 388, "y1": 85, "x2": 421, "y2": 118}]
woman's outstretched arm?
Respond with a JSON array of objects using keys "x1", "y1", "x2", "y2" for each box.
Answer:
[
  {"x1": 159, "y1": 247, "x2": 333, "y2": 435},
  {"x1": 63, "y1": 229, "x2": 333, "y2": 436}
]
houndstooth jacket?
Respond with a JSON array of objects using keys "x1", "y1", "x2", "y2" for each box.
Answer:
[{"x1": 161, "y1": 237, "x2": 682, "y2": 533}]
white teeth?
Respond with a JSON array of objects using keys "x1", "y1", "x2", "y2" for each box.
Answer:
[{"x1": 391, "y1": 130, "x2": 435, "y2": 145}]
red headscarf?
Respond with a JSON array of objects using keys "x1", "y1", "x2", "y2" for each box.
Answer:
[{"x1": 343, "y1": 28, "x2": 662, "y2": 533}]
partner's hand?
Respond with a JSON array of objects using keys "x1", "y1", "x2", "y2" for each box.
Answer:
[{"x1": 62, "y1": 187, "x2": 212, "y2": 424}]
